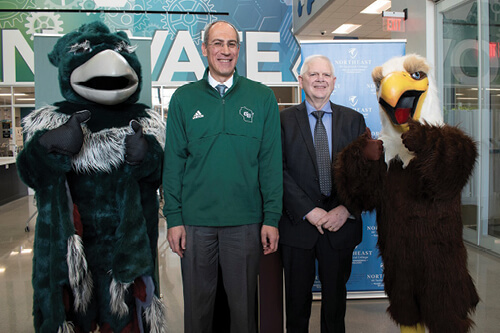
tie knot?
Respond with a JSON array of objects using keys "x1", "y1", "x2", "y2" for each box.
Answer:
[
  {"x1": 216, "y1": 84, "x2": 227, "y2": 96},
  {"x1": 312, "y1": 110, "x2": 325, "y2": 119}
]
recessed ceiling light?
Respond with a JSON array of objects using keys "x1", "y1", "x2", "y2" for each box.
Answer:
[
  {"x1": 361, "y1": 0, "x2": 392, "y2": 14},
  {"x1": 332, "y1": 24, "x2": 361, "y2": 35}
]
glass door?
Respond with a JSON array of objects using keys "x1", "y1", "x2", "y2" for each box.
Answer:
[{"x1": 437, "y1": 0, "x2": 500, "y2": 255}]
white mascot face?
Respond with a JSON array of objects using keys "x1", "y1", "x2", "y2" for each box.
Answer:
[
  {"x1": 372, "y1": 54, "x2": 443, "y2": 133},
  {"x1": 372, "y1": 54, "x2": 444, "y2": 167},
  {"x1": 70, "y1": 49, "x2": 139, "y2": 106}
]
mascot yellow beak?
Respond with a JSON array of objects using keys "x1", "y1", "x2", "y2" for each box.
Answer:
[{"x1": 378, "y1": 71, "x2": 428, "y2": 131}]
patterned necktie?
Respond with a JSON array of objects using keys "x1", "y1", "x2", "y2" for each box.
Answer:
[
  {"x1": 312, "y1": 111, "x2": 332, "y2": 196},
  {"x1": 216, "y1": 84, "x2": 227, "y2": 97}
]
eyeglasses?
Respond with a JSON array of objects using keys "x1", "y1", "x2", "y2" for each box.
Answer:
[{"x1": 208, "y1": 40, "x2": 240, "y2": 50}]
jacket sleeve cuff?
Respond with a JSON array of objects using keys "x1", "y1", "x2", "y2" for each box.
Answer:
[
  {"x1": 166, "y1": 212, "x2": 183, "y2": 229},
  {"x1": 263, "y1": 212, "x2": 281, "y2": 228}
]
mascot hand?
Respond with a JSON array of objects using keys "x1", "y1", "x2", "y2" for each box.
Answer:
[
  {"x1": 39, "y1": 110, "x2": 90, "y2": 156},
  {"x1": 362, "y1": 127, "x2": 383, "y2": 160},
  {"x1": 125, "y1": 120, "x2": 148, "y2": 165},
  {"x1": 402, "y1": 119, "x2": 427, "y2": 153}
]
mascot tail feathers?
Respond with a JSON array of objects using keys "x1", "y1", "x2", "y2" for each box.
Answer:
[
  {"x1": 58, "y1": 321, "x2": 75, "y2": 333},
  {"x1": 110, "y1": 278, "x2": 132, "y2": 317},
  {"x1": 109, "y1": 279, "x2": 166, "y2": 331},
  {"x1": 67, "y1": 234, "x2": 93, "y2": 312},
  {"x1": 144, "y1": 295, "x2": 167, "y2": 333}
]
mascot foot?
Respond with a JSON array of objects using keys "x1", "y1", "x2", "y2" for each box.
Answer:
[{"x1": 400, "y1": 322, "x2": 425, "y2": 333}]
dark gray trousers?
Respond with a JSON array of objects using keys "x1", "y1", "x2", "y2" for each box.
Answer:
[
  {"x1": 181, "y1": 224, "x2": 261, "y2": 333},
  {"x1": 281, "y1": 237, "x2": 355, "y2": 333}
]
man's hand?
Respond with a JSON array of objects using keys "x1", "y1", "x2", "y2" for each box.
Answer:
[
  {"x1": 167, "y1": 225, "x2": 186, "y2": 258},
  {"x1": 305, "y1": 207, "x2": 328, "y2": 234},
  {"x1": 261, "y1": 225, "x2": 279, "y2": 255},
  {"x1": 319, "y1": 205, "x2": 350, "y2": 232}
]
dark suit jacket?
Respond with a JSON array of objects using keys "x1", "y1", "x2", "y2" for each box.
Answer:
[{"x1": 279, "y1": 101, "x2": 366, "y2": 250}]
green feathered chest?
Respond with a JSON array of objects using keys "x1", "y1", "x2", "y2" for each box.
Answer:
[{"x1": 23, "y1": 102, "x2": 165, "y2": 174}]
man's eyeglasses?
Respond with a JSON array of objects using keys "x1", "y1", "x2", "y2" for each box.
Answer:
[{"x1": 208, "y1": 40, "x2": 240, "y2": 50}]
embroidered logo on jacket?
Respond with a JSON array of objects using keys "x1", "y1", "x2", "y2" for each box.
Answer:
[
  {"x1": 239, "y1": 107, "x2": 254, "y2": 123},
  {"x1": 192, "y1": 110, "x2": 204, "y2": 119}
]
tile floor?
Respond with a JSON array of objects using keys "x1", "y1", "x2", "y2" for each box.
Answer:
[{"x1": 1, "y1": 195, "x2": 499, "y2": 332}]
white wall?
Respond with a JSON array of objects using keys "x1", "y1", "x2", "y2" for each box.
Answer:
[{"x1": 391, "y1": 0, "x2": 437, "y2": 69}]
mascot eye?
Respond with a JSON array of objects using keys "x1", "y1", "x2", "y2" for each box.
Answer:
[
  {"x1": 69, "y1": 40, "x2": 92, "y2": 54},
  {"x1": 115, "y1": 41, "x2": 137, "y2": 54},
  {"x1": 411, "y1": 71, "x2": 427, "y2": 80}
]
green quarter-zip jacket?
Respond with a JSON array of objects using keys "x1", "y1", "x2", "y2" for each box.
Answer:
[{"x1": 163, "y1": 68, "x2": 283, "y2": 228}]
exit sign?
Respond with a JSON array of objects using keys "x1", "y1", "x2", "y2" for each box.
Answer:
[{"x1": 383, "y1": 17, "x2": 405, "y2": 32}]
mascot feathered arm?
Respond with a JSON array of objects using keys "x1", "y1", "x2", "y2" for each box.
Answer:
[
  {"x1": 402, "y1": 119, "x2": 477, "y2": 200},
  {"x1": 16, "y1": 109, "x2": 92, "y2": 333},
  {"x1": 334, "y1": 128, "x2": 386, "y2": 215},
  {"x1": 17, "y1": 110, "x2": 90, "y2": 189},
  {"x1": 114, "y1": 122, "x2": 164, "y2": 284}
]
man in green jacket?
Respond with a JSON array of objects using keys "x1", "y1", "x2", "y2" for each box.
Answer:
[{"x1": 163, "y1": 20, "x2": 282, "y2": 333}]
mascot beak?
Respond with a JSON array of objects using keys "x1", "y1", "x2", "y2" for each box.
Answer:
[
  {"x1": 378, "y1": 71, "x2": 428, "y2": 131},
  {"x1": 70, "y1": 49, "x2": 139, "y2": 105}
]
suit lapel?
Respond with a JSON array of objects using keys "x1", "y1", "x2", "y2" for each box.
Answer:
[
  {"x1": 330, "y1": 102, "x2": 343, "y2": 157},
  {"x1": 294, "y1": 103, "x2": 318, "y2": 171}
]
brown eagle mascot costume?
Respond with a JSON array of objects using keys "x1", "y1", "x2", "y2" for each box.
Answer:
[{"x1": 334, "y1": 54, "x2": 479, "y2": 333}]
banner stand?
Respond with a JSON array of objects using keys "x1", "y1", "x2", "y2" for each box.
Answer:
[{"x1": 301, "y1": 40, "x2": 406, "y2": 299}]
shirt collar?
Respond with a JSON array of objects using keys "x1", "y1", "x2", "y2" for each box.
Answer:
[
  {"x1": 208, "y1": 72, "x2": 234, "y2": 90},
  {"x1": 305, "y1": 100, "x2": 332, "y2": 116}
]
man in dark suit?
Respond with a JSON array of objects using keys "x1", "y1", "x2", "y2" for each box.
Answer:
[{"x1": 279, "y1": 55, "x2": 366, "y2": 333}]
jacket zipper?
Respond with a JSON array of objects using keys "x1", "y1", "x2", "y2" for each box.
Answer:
[{"x1": 222, "y1": 97, "x2": 225, "y2": 133}]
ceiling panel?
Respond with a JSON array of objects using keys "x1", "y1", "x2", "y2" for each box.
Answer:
[{"x1": 295, "y1": 0, "x2": 392, "y2": 40}]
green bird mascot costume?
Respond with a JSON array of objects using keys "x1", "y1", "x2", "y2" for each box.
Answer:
[{"x1": 16, "y1": 21, "x2": 166, "y2": 333}]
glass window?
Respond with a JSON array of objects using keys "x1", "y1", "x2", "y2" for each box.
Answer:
[
  {"x1": 269, "y1": 86, "x2": 301, "y2": 111},
  {"x1": 0, "y1": 86, "x2": 34, "y2": 158},
  {"x1": 0, "y1": 87, "x2": 12, "y2": 106},
  {"x1": 439, "y1": 0, "x2": 500, "y2": 254}
]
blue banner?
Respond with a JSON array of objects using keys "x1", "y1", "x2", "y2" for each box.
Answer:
[{"x1": 301, "y1": 40, "x2": 405, "y2": 295}]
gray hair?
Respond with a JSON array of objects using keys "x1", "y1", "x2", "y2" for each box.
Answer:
[
  {"x1": 300, "y1": 55, "x2": 335, "y2": 76},
  {"x1": 203, "y1": 20, "x2": 240, "y2": 46}
]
